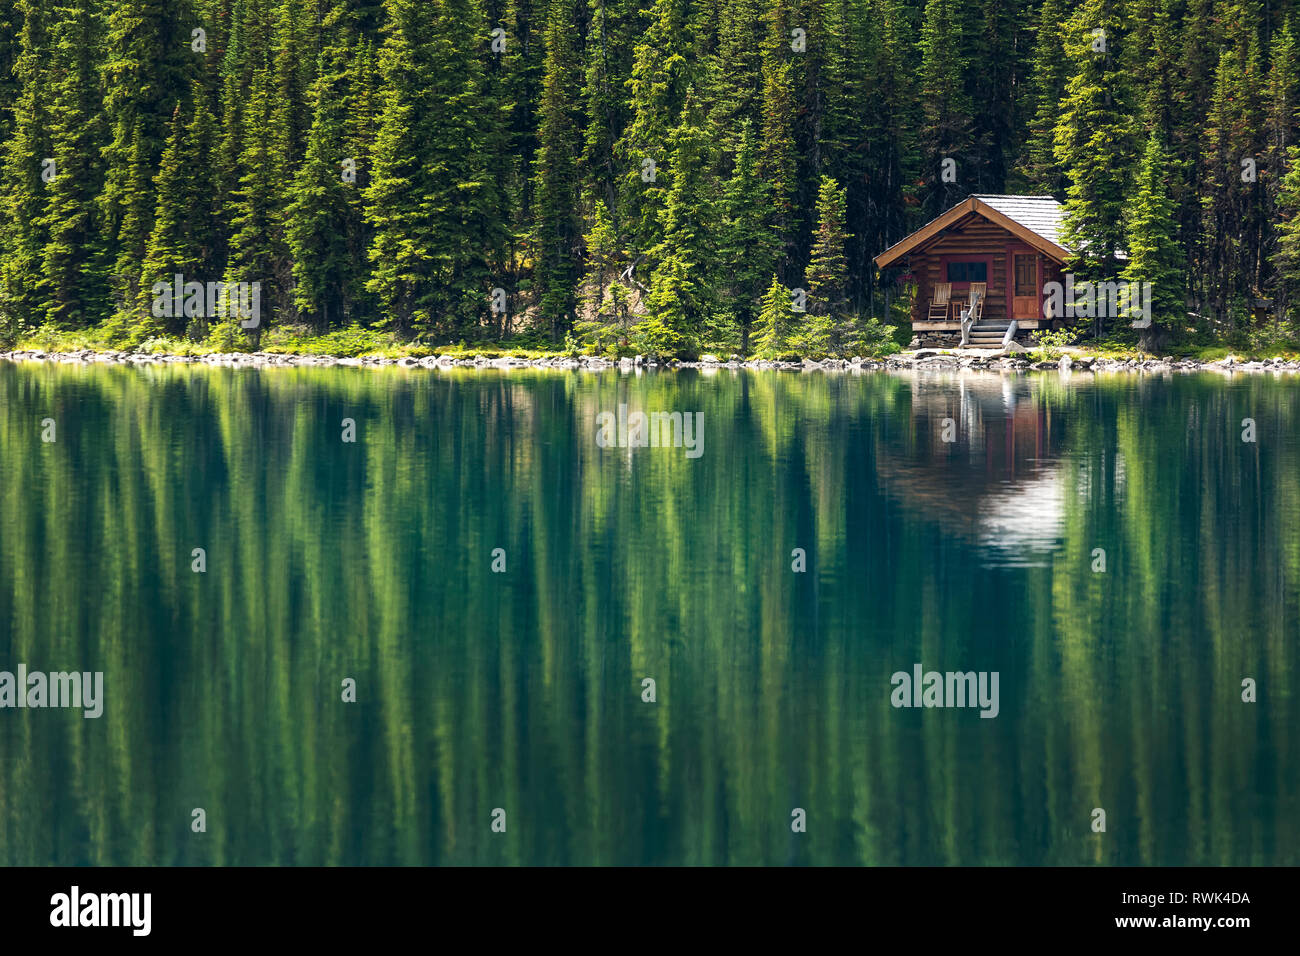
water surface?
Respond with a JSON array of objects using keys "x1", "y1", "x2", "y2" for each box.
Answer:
[{"x1": 1, "y1": 362, "x2": 1296, "y2": 865}]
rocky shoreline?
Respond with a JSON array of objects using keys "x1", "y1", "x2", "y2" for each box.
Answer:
[{"x1": 4, "y1": 347, "x2": 1299, "y2": 375}]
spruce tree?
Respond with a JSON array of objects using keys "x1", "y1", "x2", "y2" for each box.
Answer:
[
  {"x1": 642, "y1": 91, "x2": 717, "y2": 354},
  {"x1": 1273, "y1": 142, "x2": 1300, "y2": 321},
  {"x1": 339, "y1": 36, "x2": 383, "y2": 326},
  {"x1": 99, "y1": 0, "x2": 194, "y2": 321},
  {"x1": 1267, "y1": 20, "x2": 1300, "y2": 321},
  {"x1": 286, "y1": 84, "x2": 353, "y2": 331},
  {"x1": 805, "y1": 174, "x2": 850, "y2": 316},
  {"x1": 1200, "y1": 9, "x2": 1265, "y2": 328},
  {"x1": 582, "y1": 0, "x2": 638, "y2": 219},
  {"x1": 1122, "y1": 131, "x2": 1185, "y2": 347},
  {"x1": 39, "y1": 0, "x2": 110, "y2": 329},
  {"x1": 0, "y1": 0, "x2": 23, "y2": 146},
  {"x1": 718, "y1": 120, "x2": 778, "y2": 352},
  {"x1": 918, "y1": 0, "x2": 974, "y2": 217},
  {"x1": 139, "y1": 81, "x2": 221, "y2": 339},
  {"x1": 758, "y1": 54, "x2": 798, "y2": 278},
  {"x1": 223, "y1": 53, "x2": 291, "y2": 344},
  {"x1": 577, "y1": 198, "x2": 630, "y2": 343},
  {"x1": 365, "y1": 0, "x2": 500, "y2": 339},
  {"x1": 751, "y1": 274, "x2": 794, "y2": 358},
  {"x1": 533, "y1": 0, "x2": 583, "y2": 340},
  {"x1": 617, "y1": 0, "x2": 705, "y2": 264},
  {"x1": 1019, "y1": 0, "x2": 1069, "y2": 196},
  {"x1": 0, "y1": 0, "x2": 54, "y2": 337},
  {"x1": 1054, "y1": 0, "x2": 1137, "y2": 334}
]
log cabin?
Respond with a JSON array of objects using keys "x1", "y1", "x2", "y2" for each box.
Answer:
[{"x1": 874, "y1": 195, "x2": 1070, "y2": 348}]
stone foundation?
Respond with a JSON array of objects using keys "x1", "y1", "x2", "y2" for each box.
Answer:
[{"x1": 913, "y1": 331, "x2": 963, "y2": 349}]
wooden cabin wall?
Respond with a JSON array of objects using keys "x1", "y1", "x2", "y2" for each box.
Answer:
[
  {"x1": 910, "y1": 214, "x2": 1084, "y2": 321},
  {"x1": 911, "y1": 217, "x2": 1017, "y2": 324}
]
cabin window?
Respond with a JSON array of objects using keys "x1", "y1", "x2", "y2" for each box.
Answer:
[{"x1": 946, "y1": 261, "x2": 987, "y2": 283}]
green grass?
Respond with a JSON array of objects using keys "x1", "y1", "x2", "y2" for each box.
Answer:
[
  {"x1": 12, "y1": 318, "x2": 1300, "y2": 364},
  {"x1": 11, "y1": 323, "x2": 576, "y2": 361}
]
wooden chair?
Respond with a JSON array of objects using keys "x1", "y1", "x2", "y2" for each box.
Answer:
[
  {"x1": 928, "y1": 283, "x2": 952, "y2": 321},
  {"x1": 964, "y1": 282, "x2": 986, "y2": 323}
]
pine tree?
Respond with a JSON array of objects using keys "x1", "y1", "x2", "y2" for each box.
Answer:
[
  {"x1": 365, "y1": 0, "x2": 500, "y2": 338},
  {"x1": 139, "y1": 81, "x2": 221, "y2": 339},
  {"x1": 1054, "y1": 0, "x2": 1138, "y2": 335},
  {"x1": 339, "y1": 35, "x2": 383, "y2": 326},
  {"x1": 1122, "y1": 131, "x2": 1185, "y2": 347},
  {"x1": 577, "y1": 198, "x2": 630, "y2": 342},
  {"x1": 286, "y1": 83, "x2": 353, "y2": 331},
  {"x1": 0, "y1": 0, "x2": 23, "y2": 146},
  {"x1": 1274, "y1": 142, "x2": 1300, "y2": 321},
  {"x1": 918, "y1": 0, "x2": 974, "y2": 217},
  {"x1": 1262, "y1": 18, "x2": 1298, "y2": 322},
  {"x1": 642, "y1": 91, "x2": 717, "y2": 354},
  {"x1": 616, "y1": 0, "x2": 705, "y2": 265},
  {"x1": 961, "y1": 0, "x2": 1027, "y2": 196},
  {"x1": 0, "y1": 0, "x2": 53, "y2": 337},
  {"x1": 533, "y1": 0, "x2": 583, "y2": 339},
  {"x1": 707, "y1": 0, "x2": 765, "y2": 140},
  {"x1": 758, "y1": 54, "x2": 798, "y2": 278},
  {"x1": 582, "y1": 0, "x2": 637, "y2": 221},
  {"x1": 99, "y1": 0, "x2": 194, "y2": 321},
  {"x1": 751, "y1": 274, "x2": 794, "y2": 357},
  {"x1": 39, "y1": 0, "x2": 110, "y2": 328},
  {"x1": 1019, "y1": 0, "x2": 1068, "y2": 195},
  {"x1": 718, "y1": 120, "x2": 778, "y2": 352},
  {"x1": 223, "y1": 51, "x2": 291, "y2": 345},
  {"x1": 272, "y1": 0, "x2": 316, "y2": 171},
  {"x1": 826, "y1": 0, "x2": 915, "y2": 313},
  {"x1": 1200, "y1": 7, "x2": 1266, "y2": 328},
  {"x1": 805, "y1": 174, "x2": 850, "y2": 316}
]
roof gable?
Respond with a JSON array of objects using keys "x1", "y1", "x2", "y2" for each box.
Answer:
[{"x1": 874, "y1": 195, "x2": 1070, "y2": 269}]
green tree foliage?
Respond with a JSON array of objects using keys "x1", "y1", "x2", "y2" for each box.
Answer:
[
  {"x1": 3, "y1": 0, "x2": 1300, "y2": 352},
  {"x1": 1122, "y1": 131, "x2": 1185, "y2": 345},
  {"x1": 140, "y1": 83, "x2": 222, "y2": 339},
  {"x1": 533, "y1": 0, "x2": 584, "y2": 338},
  {"x1": 1200, "y1": 5, "x2": 1266, "y2": 328},
  {"x1": 1054, "y1": 0, "x2": 1138, "y2": 336},
  {"x1": 286, "y1": 86, "x2": 355, "y2": 332},
  {"x1": 364, "y1": 0, "x2": 499, "y2": 338},
  {"x1": 917, "y1": 0, "x2": 973, "y2": 217},
  {"x1": 752, "y1": 274, "x2": 794, "y2": 357},
  {"x1": 1, "y1": 0, "x2": 55, "y2": 336},
  {"x1": 39, "y1": 0, "x2": 110, "y2": 328},
  {"x1": 1272, "y1": 142, "x2": 1300, "y2": 314},
  {"x1": 806, "y1": 174, "x2": 850, "y2": 316},
  {"x1": 718, "y1": 120, "x2": 778, "y2": 351},
  {"x1": 1019, "y1": 0, "x2": 1069, "y2": 196},
  {"x1": 575, "y1": 197, "x2": 632, "y2": 346},
  {"x1": 99, "y1": 0, "x2": 194, "y2": 319},
  {"x1": 758, "y1": 53, "x2": 798, "y2": 278}
]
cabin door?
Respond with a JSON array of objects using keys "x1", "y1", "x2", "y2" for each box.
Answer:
[{"x1": 1010, "y1": 251, "x2": 1040, "y2": 320}]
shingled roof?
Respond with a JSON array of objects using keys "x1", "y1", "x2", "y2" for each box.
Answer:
[
  {"x1": 969, "y1": 195, "x2": 1066, "y2": 249},
  {"x1": 874, "y1": 195, "x2": 1071, "y2": 268}
]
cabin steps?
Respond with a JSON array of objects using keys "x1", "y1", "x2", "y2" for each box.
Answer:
[{"x1": 966, "y1": 321, "x2": 1012, "y2": 349}]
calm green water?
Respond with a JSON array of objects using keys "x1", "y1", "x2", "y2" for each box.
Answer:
[{"x1": 0, "y1": 362, "x2": 1297, "y2": 866}]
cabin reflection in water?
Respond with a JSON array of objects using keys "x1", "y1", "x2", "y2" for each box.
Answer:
[{"x1": 876, "y1": 373, "x2": 1071, "y2": 566}]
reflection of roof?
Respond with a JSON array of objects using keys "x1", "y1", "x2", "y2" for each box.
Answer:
[
  {"x1": 975, "y1": 466, "x2": 1066, "y2": 567},
  {"x1": 870, "y1": 373, "x2": 1068, "y2": 563},
  {"x1": 874, "y1": 195, "x2": 1070, "y2": 268}
]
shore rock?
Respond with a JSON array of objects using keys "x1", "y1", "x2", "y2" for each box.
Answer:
[{"x1": 5, "y1": 348, "x2": 1300, "y2": 377}]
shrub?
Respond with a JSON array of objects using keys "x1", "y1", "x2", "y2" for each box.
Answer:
[{"x1": 1031, "y1": 328, "x2": 1075, "y2": 362}]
